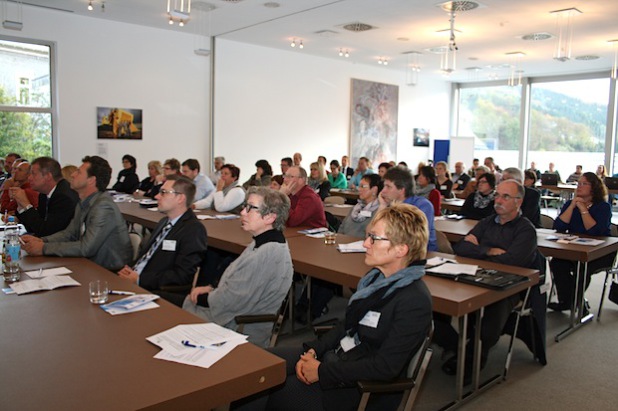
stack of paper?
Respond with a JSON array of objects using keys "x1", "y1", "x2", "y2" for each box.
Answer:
[
  {"x1": 147, "y1": 323, "x2": 248, "y2": 369},
  {"x1": 426, "y1": 262, "x2": 478, "y2": 276},
  {"x1": 25, "y1": 267, "x2": 72, "y2": 279},
  {"x1": 197, "y1": 214, "x2": 239, "y2": 220},
  {"x1": 10, "y1": 276, "x2": 81, "y2": 295},
  {"x1": 298, "y1": 227, "x2": 329, "y2": 236},
  {"x1": 337, "y1": 240, "x2": 365, "y2": 253},
  {"x1": 100, "y1": 294, "x2": 160, "y2": 315}
]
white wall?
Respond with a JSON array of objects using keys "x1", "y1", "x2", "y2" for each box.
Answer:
[
  {"x1": 5, "y1": 6, "x2": 211, "y2": 180},
  {"x1": 214, "y1": 39, "x2": 451, "y2": 178}
]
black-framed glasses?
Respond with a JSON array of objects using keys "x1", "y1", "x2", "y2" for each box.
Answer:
[
  {"x1": 366, "y1": 233, "x2": 390, "y2": 244},
  {"x1": 283, "y1": 174, "x2": 301, "y2": 179},
  {"x1": 494, "y1": 193, "x2": 521, "y2": 201},
  {"x1": 243, "y1": 203, "x2": 261, "y2": 213},
  {"x1": 160, "y1": 189, "x2": 180, "y2": 196}
]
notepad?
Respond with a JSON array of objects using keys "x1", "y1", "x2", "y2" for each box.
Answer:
[
  {"x1": 25, "y1": 267, "x2": 72, "y2": 279},
  {"x1": 10, "y1": 276, "x2": 81, "y2": 295},
  {"x1": 100, "y1": 294, "x2": 160, "y2": 315},
  {"x1": 337, "y1": 240, "x2": 366, "y2": 253}
]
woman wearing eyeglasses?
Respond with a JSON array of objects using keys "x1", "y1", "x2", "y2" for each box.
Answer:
[
  {"x1": 194, "y1": 164, "x2": 246, "y2": 214},
  {"x1": 549, "y1": 172, "x2": 613, "y2": 312},
  {"x1": 460, "y1": 173, "x2": 496, "y2": 220},
  {"x1": 234, "y1": 204, "x2": 432, "y2": 411}
]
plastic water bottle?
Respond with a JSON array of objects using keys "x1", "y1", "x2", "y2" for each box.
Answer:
[{"x1": 3, "y1": 216, "x2": 21, "y2": 282}]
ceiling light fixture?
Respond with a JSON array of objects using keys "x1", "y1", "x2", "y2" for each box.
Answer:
[
  {"x1": 506, "y1": 52, "x2": 525, "y2": 86},
  {"x1": 377, "y1": 57, "x2": 388, "y2": 66},
  {"x1": 338, "y1": 48, "x2": 349, "y2": 58},
  {"x1": 550, "y1": 7, "x2": 582, "y2": 62},
  {"x1": 609, "y1": 40, "x2": 618, "y2": 80},
  {"x1": 167, "y1": 0, "x2": 192, "y2": 27},
  {"x1": 436, "y1": 1, "x2": 479, "y2": 74},
  {"x1": 290, "y1": 39, "x2": 296, "y2": 48},
  {"x1": 88, "y1": 1, "x2": 93, "y2": 11},
  {"x1": 299, "y1": 40, "x2": 304, "y2": 49},
  {"x1": 404, "y1": 51, "x2": 421, "y2": 86}
]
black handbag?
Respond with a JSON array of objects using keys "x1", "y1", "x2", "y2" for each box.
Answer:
[{"x1": 609, "y1": 280, "x2": 618, "y2": 305}]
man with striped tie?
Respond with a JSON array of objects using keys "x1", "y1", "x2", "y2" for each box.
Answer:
[{"x1": 118, "y1": 175, "x2": 207, "y2": 294}]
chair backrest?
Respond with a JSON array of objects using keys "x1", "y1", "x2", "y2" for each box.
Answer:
[
  {"x1": 611, "y1": 223, "x2": 618, "y2": 238},
  {"x1": 540, "y1": 214, "x2": 554, "y2": 229},
  {"x1": 324, "y1": 196, "x2": 345, "y2": 205},
  {"x1": 435, "y1": 230, "x2": 454, "y2": 254},
  {"x1": 128, "y1": 232, "x2": 142, "y2": 261}
]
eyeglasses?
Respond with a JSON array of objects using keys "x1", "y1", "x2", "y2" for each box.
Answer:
[
  {"x1": 160, "y1": 189, "x2": 180, "y2": 196},
  {"x1": 366, "y1": 233, "x2": 390, "y2": 244},
  {"x1": 359, "y1": 184, "x2": 370, "y2": 189},
  {"x1": 283, "y1": 174, "x2": 301, "y2": 179},
  {"x1": 243, "y1": 203, "x2": 261, "y2": 213},
  {"x1": 494, "y1": 193, "x2": 521, "y2": 201},
  {"x1": 577, "y1": 181, "x2": 591, "y2": 187}
]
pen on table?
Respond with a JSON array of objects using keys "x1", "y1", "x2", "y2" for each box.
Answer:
[
  {"x1": 182, "y1": 340, "x2": 226, "y2": 350},
  {"x1": 108, "y1": 290, "x2": 136, "y2": 296},
  {"x1": 38, "y1": 268, "x2": 42, "y2": 277}
]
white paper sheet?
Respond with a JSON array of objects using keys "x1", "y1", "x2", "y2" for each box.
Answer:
[
  {"x1": 25, "y1": 267, "x2": 72, "y2": 279},
  {"x1": 426, "y1": 263, "x2": 478, "y2": 276}
]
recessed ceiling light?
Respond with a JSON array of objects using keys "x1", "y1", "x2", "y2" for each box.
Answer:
[
  {"x1": 521, "y1": 32, "x2": 553, "y2": 41},
  {"x1": 264, "y1": 2, "x2": 280, "y2": 8},
  {"x1": 468, "y1": 57, "x2": 478, "y2": 61},
  {"x1": 575, "y1": 55, "x2": 600, "y2": 61},
  {"x1": 397, "y1": 37, "x2": 410, "y2": 42}
]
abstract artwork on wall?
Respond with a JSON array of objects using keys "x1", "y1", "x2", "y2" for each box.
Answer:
[
  {"x1": 97, "y1": 107, "x2": 143, "y2": 140},
  {"x1": 413, "y1": 128, "x2": 430, "y2": 147},
  {"x1": 350, "y1": 79, "x2": 398, "y2": 167}
]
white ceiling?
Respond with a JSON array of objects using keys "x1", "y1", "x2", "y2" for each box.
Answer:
[{"x1": 10, "y1": 0, "x2": 618, "y2": 82}]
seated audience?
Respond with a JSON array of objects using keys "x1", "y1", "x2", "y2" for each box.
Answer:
[
  {"x1": 549, "y1": 172, "x2": 613, "y2": 312},
  {"x1": 467, "y1": 158, "x2": 480, "y2": 177},
  {"x1": 502, "y1": 167, "x2": 541, "y2": 228},
  {"x1": 349, "y1": 157, "x2": 374, "y2": 189},
  {"x1": 307, "y1": 161, "x2": 331, "y2": 201},
  {"x1": 377, "y1": 162, "x2": 392, "y2": 179},
  {"x1": 137, "y1": 160, "x2": 163, "y2": 195},
  {"x1": 451, "y1": 161, "x2": 471, "y2": 191},
  {"x1": 182, "y1": 158, "x2": 215, "y2": 201},
  {"x1": 545, "y1": 162, "x2": 562, "y2": 183},
  {"x1": 148, "y1": 158, "x2": 182, "y2": 198},
  {"x1": 22, "y1": 156, "x2": 132, "y2": 271},
  {"x1": 484, "y1": 156, "x2": 502, "y2": 182},
  {"x1": 280, "y1": 166, "x2": 326, "y2": 228},
  {"x1": 1, "y1": 160, "x2": 39, "y2": 214},
  {"x1": 243, "y1": 159, "x2": 273, "y2": 189},
  {"x1": 379, "y1": 166, "x2": 437, "y2": 251},
  {"x1": 11, "y1": 157, "x2": 78, "y2": 237},
  {"x1": 596, "y1": 164, "x2": 608, "y2": 181},
  {"x1": 414, "y1": 165, "x2": 441, "y2": 216},
  {"x1": 61, "y1": 164, "x2": 77, "y2": 184},
  {"x1": 460, "y1": 173, "x2": 496, "y2": 220},
  {"x1": 317, "y1": 156, "x2": 328, "y2": 173},
  {"x1": 566, "y1": 165, "x2": 583, "y2": 183},
  {"x1": 523, "y1": 169, "x2": 537, "y2": 188},
  {"x1": 293, "y1": 152, "x2": 303, "y2": 167},
  {"x1": 456, "y1": 165, "x2": 489, "y2": 199},
  {"x1": 438, "y1": 180, "x2": 540, "y2": 381},
  {"x1": 327, "y1": 160, "x2": 347, "y2": 189},
  {"x1": 194, "y1": 164, "x2": 246, "y2": 214},
  {"x1": 435, "y1": 161, "x2": 453, "y2": 198},
  {"x1": 235, "y1": 204, "x2": 432, "y2": 410},
  {"x1": 118, "y1": 175, "x2": 207, "y2": 302},
  {"x1": 112, "y1": 154, "x2": 140, "y2": 194},
  {"x1": 270, "y1": 175, "x2": 284, "y2": 191},
  {"x1": 527, "y1": 161, "x2": 542, "y2": 181},
  {"x1": 183, "y1": 187, "x2": 293, "y2": 347},
  {"x1": 340, "y1": 155, "x2": 354, "y2": 180},
  {"x1": 280, "y1": 157, "x2": 293, "y2": 175}
]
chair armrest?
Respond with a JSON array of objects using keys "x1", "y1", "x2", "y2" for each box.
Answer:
[
  {"x1": 235, "y1": 314, "x2": 278, "y2": 324},
  {"x1": 357, "y1": 379, "x2": 415, "y2": 394}
]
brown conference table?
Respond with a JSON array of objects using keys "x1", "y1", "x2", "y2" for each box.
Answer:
[
  {"x1": 0, "y1": 256, "x2": 285, "y2": 411},
  {"x1": 434, "y1": 217, "x2": 618, "y2": 341}
]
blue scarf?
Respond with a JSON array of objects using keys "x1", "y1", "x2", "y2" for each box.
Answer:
[{"x1": 349, "y1": 263, "x2": 425, "y2": 305}]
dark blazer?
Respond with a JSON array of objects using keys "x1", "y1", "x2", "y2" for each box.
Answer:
[
  {"x1": 18, "y1": 179, "x2": 79, "y2": 237},
  {"x1": 342, "y1": 166, "x2": 354, "y2": 180},
  {"x1": 522, "y1": 186, "x2": 541, "y2": 228},
  {"x1": 304, "y1": 278, "x2": 432, "y2": 408},
  {"x1": 112, "y1": 168, "x2": 140, "y2": 194},
  {"x1": 137, "y1": 209, "x2": 208, "y2": 291}
]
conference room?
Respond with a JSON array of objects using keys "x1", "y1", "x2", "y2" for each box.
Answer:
[{"x1": 1, "y1": 0, "x2": 618, "y2": 410}]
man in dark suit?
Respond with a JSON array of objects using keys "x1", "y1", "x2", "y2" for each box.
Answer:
[
  {"x1": 11, "y1": 157, "x2": 79, "y2": 237},
  {"x1": 341, "y1": 155, "x2": 354, "y2": 180},
  {"x1": 118, "y1": 175, "x2": 207, "y2": 296}
]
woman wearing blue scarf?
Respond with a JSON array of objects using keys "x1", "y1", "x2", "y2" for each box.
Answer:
[{"x1": 235, "y1": 204, "x2": 433, "y2": 411}]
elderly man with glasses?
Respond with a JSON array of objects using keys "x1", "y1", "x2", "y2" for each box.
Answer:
[
  {"x1": 437, "y1": 179, "x2": 541, "y2": 382},
  {"x1": 118, "y1": 175, "x2": 207, "y2": 302},
  {"x1": 279, "y1": 166, "x2": 326, "y2": 228},
  {"x1": 183, "y1": 187, "x2": 293, "y2": 347}
]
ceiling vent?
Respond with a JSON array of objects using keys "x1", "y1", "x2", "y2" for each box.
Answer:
[
  {"x1": 521, "y1": 32, "x2": 553, "y2": 41},
  {"x1": 342, "y1": 22, "x2": 375, "y2": 32},
  {"x1": 437, "y1": 1, "x2": 481, "y2": 12},
  {"x1": 575, "y1": 55, "x2": 600, "y2": 61}
]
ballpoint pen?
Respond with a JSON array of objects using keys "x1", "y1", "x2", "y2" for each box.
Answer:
[
  {"x1": 108, "y1": 290, "x2": 136, "y2": 296},
  {"x1": 182, "y1": 340, "x2": 226, "y2": 350}
]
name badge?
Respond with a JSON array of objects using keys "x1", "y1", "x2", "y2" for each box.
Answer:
[
  {"x1": 339, "y1": 335, "x2": 357, "y2": 352},
  {"x1": 162, "y1": 240, "x2": 177, "y2": 251},
  {"x1": 440, "y1": 185, "x2": 447, "y2": 190},
  {"x1": 360, "y1": 210, "x2": 372, "y2": 218},
  {"x1": 457, "y1": 180, "x2": 463, "y2": 184},
  {"x1": 359, "y1": 310, "x2": 381, "y2": 328},
  {"x1": 80, "y1": 223, "x2": 86, "y2": 237},
  {"x1": 119, "y1": 176, "x2": 125, "y2": 182}
]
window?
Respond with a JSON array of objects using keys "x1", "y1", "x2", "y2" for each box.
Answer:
[
  {"x1": 0, "y1": 37, "x2": 54, "y2": 161},
  {"x1": 457, "y1": 84, "x2": 522, "y2": 170}
]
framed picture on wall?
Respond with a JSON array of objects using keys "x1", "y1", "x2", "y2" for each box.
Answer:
[
  {"x1": 350, "y1": 79, "x2": 398, "y2": 167},
  {"x1": 97, "y1": 107, "x2": 143, "y2": 140},
  {"x1": 413, "y1": 128, "x2": 430, "y2": 147}
]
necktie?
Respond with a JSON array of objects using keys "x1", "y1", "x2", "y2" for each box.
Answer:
[{"x1": 133, "y1": 222, "x2": 173, "y2": 274}]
